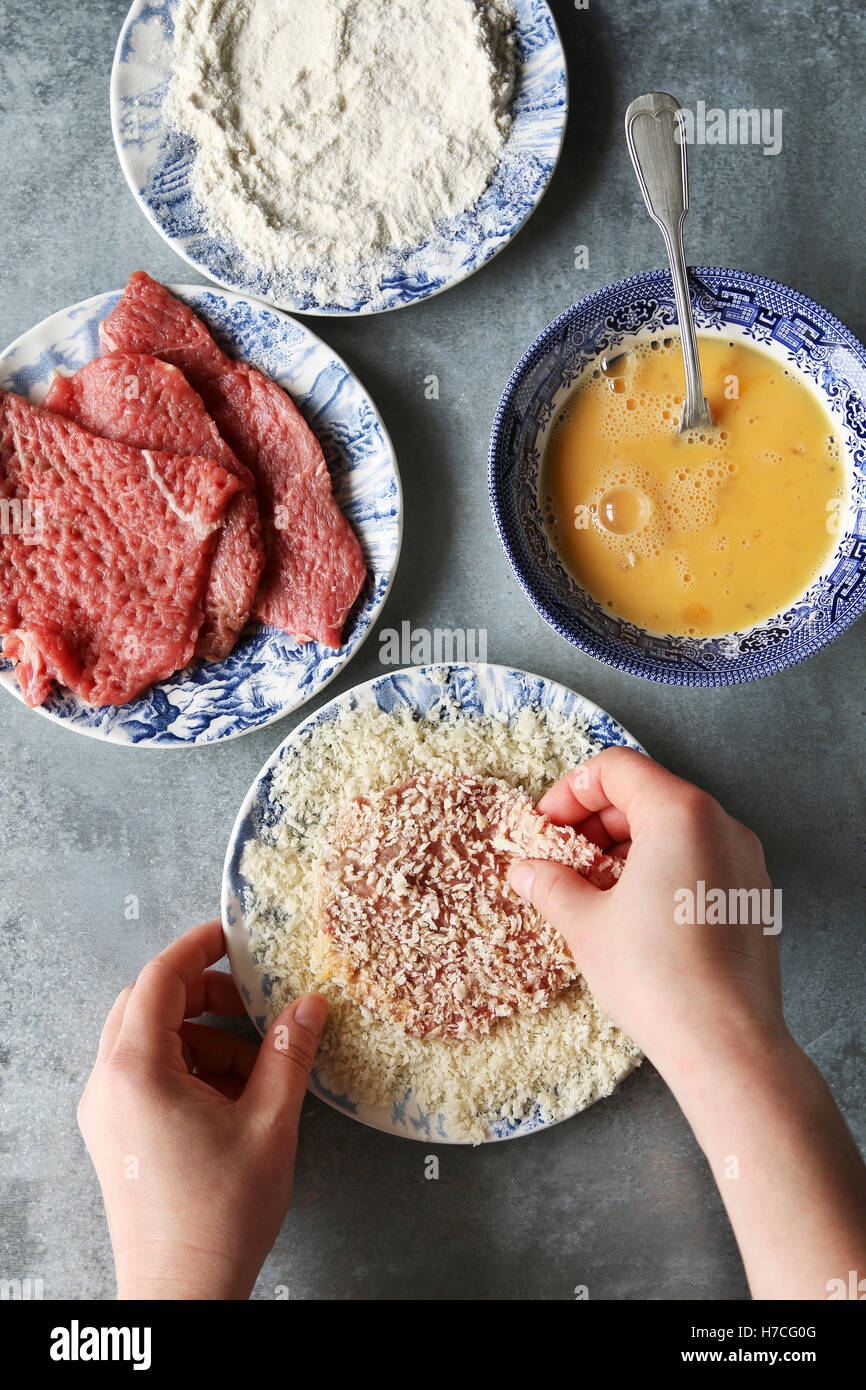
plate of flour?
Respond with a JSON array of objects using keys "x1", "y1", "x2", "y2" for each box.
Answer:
[{"x1": 111, "y1": 0, "x2": 568, "y2": 315}]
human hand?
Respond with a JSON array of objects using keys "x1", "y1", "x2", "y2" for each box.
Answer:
[
  {"x1": 508, "y1": 746, "x2": 784, "y2": 1078},
  {"x1": 508, "y1": 747, "x2": 866, "y2": 1299},
  {"x1": 78, "y1": 918, "x2": 328, "y2": 1300}
]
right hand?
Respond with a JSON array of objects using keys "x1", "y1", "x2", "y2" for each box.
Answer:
[{"x1": 508, "y1": 746, "x2": 785, "y2": 1075}]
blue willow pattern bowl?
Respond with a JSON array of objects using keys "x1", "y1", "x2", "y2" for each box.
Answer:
[
  {"x1": 110, "y1": 0, "x2": 567, "y2": 315},
  {"x1": 0, "y1": 286, "x2": 401, "y2": 746},
  {"x1": 489, "y1": 267, "x2": 866, "y2": 685},
  {"x1": 223, "y1": 663, "x2": 643, "y2": 1143}
]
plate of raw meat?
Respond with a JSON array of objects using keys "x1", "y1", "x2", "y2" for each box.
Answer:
[{"x1": 0, "y1": 274, "x2": 401, "y2": 746}]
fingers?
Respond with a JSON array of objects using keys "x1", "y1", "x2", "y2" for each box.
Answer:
[
  {"x1": 508, "y1": 858, "x2": 602, "y2": 956},
  {"x1": 607, "y1": 840, "x2": 631, "y2": 861},
  {"x1": 194, "y1": 1072, "x2": 247, "y2": 1101},
  {"x1": 117, "y1": 918, "x2": 226, "y2": 1058},
  {"x1": 178, "y1": 1021, "x2": 259, "y2": 1080},
  {"x1": 569, "y1": 810, "x2": 622, "y2": 851},
  {"x1": 540, "y1": 747, "x2": 696, "y2": 841},
  {"x1": 537, "y1": 774, "x2": 630, "y2": 844},
  {"x1": 96, "y1": 984, "x2": 134, "y2": 1063},
  {"x1": 184, "y1": 968, "x2": 247, "y2": 1021},
  {"x1": 240, "y1": 995, "x2": 328, "y2": 1136}
]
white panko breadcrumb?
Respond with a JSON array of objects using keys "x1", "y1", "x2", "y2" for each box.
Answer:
[{"x1": 239, "y1": 687, "x2": 640, "y2": 1142}]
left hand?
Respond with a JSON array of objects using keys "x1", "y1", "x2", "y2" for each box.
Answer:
[{"x1": 78, "y1": 918, "x2": 328, "y2": 1300}]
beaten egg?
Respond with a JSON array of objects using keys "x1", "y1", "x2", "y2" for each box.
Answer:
[{"x1": 540, "y1": 337, "x2": 846, "y2": 637}]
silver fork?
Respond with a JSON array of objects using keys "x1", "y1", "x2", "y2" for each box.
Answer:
[{"x1": 624, "y1": 92, "x2": 714, "y2": 433}]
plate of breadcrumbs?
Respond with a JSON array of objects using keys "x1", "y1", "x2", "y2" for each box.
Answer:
[{"x1": 222, "y1": 663, "x2": 644, "y2": 1143}]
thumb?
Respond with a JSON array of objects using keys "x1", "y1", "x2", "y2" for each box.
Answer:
[
  {"x1": 242, "y1": 993, "x2": 328, "y2": 1135},
  {"x1": 509, "y1": 859, "x2": 603, "y2": 958}
]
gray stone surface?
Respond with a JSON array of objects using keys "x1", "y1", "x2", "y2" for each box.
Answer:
[{"x1": 0, "y1": 0, "x2": 863, "y2": 1301}]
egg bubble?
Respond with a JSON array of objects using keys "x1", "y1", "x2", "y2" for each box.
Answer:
[
  {"x1": 601, "y1": 351, "x2": 632, "y2": 380},
  {"x1": 598, "y1": 484, "x2": 652, "y2": 535},
  {"x1": 589, "y1": 461, "x2": 669, "y2": 564}
]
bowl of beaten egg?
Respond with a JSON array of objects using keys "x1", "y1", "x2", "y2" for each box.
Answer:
[{"x1": 489, "y1": 267, "x2": 866, "y2": 684}]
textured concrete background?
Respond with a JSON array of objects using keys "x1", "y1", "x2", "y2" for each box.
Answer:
[{"x1": 0, "y1": 0, "x2": 864, "y2": 1301}]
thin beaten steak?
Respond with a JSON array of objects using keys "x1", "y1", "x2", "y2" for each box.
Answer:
[
  {"x1": 0, "y1": 389, "x2": 241, "y2": 706},
  {"x1": 43, "y1": 353, "x2": 264, "y2": 660},
  {"x1": 100, "y1": 272, "x2": 367, "y2": 647}
]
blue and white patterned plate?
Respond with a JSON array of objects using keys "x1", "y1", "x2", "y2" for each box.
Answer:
[
  {"x1": 110, "y1": 0, "x2": 567, "y2": 316},
  {"x1": 0, "y1": 286, "x2": 401, "y2": 745},
  {"x1": 223, "y1": 663, "x2": 643, "y2": 1143},
  {"x1": 489, "y1": 266, "x2": 866, "y2": 685}
]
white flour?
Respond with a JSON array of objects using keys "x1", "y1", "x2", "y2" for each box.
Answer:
[{"x1": 166, "y1": 0, "x2": 517, "y2": 307}]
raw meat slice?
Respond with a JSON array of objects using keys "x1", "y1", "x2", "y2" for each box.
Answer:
[
  {"x1": 100, "y1": 272, "x2": 367, "y2": 647},
  {"x1": 267, "y1": 467, "x2": 371, "y2": 650},
  {"x1": 43, "y1": 354, "x2": 264, "y2": 660},
  {"x1": 314, "y1": 772, "x2": 622, "y2": 1039},
  {"x1": 0, "y1": 389, "x2": 241, "y2": 706}
]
